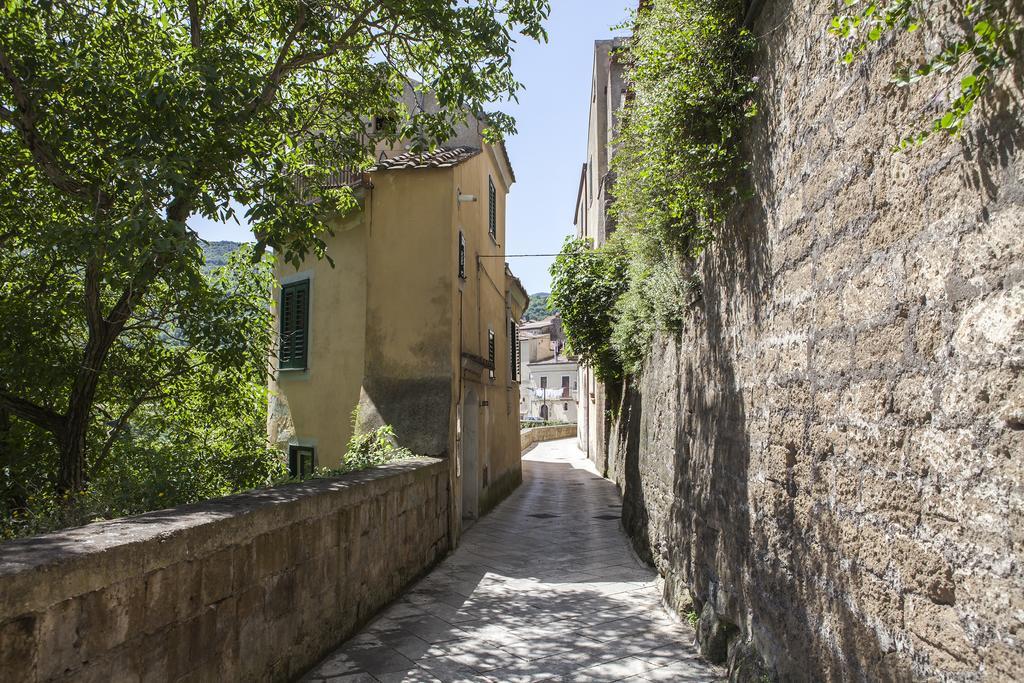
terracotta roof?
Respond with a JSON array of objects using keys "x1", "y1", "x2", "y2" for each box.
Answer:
[{"x1": 372, "y1": 146, "x2": 481, "y2": 171}]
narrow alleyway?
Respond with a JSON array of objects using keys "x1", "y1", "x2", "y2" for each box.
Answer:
[{"x1": 302, "y1": 438, "x2": 722, "y2": 682}]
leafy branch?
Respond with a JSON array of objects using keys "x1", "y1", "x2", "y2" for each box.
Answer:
[{"x1": 830, "y1": 0, "x2": 1020, "y2": 149}]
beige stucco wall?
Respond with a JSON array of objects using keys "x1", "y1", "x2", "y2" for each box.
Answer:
[
  {"x1": 357, "y1": 168, "x2": 455, "y2": 458},
  {"x1": 269, "y1": 142, "x2": 524, "y2": 537},
  {"x1": 269, "y1": 209, "x2": 368, "y2": 466},
  {"x1": 449, "y1": 150, "x2": 524, "y2": 521}
]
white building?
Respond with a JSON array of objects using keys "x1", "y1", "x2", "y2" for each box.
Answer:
[{"x1": 518, "y1": 315, "x2": 578, "y2": 422}]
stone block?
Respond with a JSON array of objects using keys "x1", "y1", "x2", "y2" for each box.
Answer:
[{"x1": 0, "y1": 615, "x2": 37, "y2": 679}]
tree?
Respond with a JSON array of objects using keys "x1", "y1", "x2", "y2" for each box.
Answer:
[
  {"x1": 548, "y1": 237, "x2": 627, "y2": 385},
  {"x1": 523, "y1": 292, "x2": 552, "y2": 321},
  {"x1": 0, "y1": 0, "x2": 550, "y2": 500}
]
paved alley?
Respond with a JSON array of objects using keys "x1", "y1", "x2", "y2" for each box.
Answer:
[{"x1": 302, "y1": 438, "x2": 722, "y2": 682}]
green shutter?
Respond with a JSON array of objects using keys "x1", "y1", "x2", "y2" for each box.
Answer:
[
  {"x1": 280, "y1": 280, "x2": 309, "y2": 370},
  {"x1": 488, "y1": 177, "x2": 496, "y2": 239}
]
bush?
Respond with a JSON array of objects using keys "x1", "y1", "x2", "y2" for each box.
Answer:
[{"x1": 608, "y1": 0, "x2": 756, "y2": 371}]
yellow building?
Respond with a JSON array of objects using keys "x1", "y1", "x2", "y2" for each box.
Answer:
[{"x1": 268, "y1": 137, "x2": 528, "y2": 535}]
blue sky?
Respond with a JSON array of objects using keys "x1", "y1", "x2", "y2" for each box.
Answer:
[{"x1": 193, "y1": 1, "x2": 631, "y2": 295}]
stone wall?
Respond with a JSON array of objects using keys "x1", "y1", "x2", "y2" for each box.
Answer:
[
  {"x1": 0, "y1": 458, "x2": 450, "y2": 682},
  {"x1": 606, "y1": 2, "x2": 1023, "y2": 681},
  {"x1": 521, "y1": 423, "x2": 578, "y2": 452}
]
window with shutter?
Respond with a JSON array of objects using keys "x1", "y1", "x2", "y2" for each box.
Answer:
[
  {"x1": 279, "y1": 280, "x2": 310, "y2": 370},
  {"x1": 458, "y1": 231, "x2": 466, "y2": 280},
  {"x1": 288, "y1": 445, "x2": 315, "y2": 478},
  {"x1": 488, "y1": 328, "x2": 495, "y2": 380},
  {"x1": 509, "y1": 320, "x2": 517, "y2": 382},
  {"x1": 488, "y1": 177, "x2": 497, "y2": 240}
]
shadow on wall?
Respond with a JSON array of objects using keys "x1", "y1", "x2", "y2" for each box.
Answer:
[{"x1": 358, "y1": 376, "x2": 452, "y2": 457}]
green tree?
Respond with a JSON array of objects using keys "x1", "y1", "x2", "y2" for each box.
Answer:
[
  {"x1": 549, "y1": 237, "x2": 627, "y2": 385},
  {"x1": 0, "y1": 0, "x2": 549, "y2": 500},
  {"x1": 523, "y1": 292, "x2": 551, "y2": 321}
]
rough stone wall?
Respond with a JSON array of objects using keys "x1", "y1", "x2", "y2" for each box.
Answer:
[
  {"x1": 0, "y1": 459, "x2": 449, "y2": 682},
  {"x1": 606, "y1": 2, "x2": 1024, "y2": 681}
]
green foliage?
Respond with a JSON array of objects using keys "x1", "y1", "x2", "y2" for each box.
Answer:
[
  {"x1": 0, "y1": 0, "x2": 550, "y2": 500},
  {"x1": 549, "y1": 237, "x2": 628, "y2": 384},
  {"x1": 523, "y1": 292, "x2": 553, "y2": 322},
  {"x1": 552, "y1": 1, "x2": 753, "y2": 382},
  {"x1": 830, "y1": 1, "x2": 1020, "y2": 149},
  {"x1": 337, "y1": 424, "x2": 413, "y2": 473},
  {"x1": 0, "y1": 248, "x2": 283, "y2": 540},
  {"x1": 290, "y1": 425, "x2": 414, "y2": 482},
  {"x1": 605, "y1": 0, "x2": 754, "y2": 373},
  {"x1": 202, "y1": 240, "x2": 244, "y2": 271}
]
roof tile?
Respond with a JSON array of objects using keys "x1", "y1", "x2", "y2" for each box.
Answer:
[{"x1": 371, "y1": 146, "x2": 481, "y2": 171}]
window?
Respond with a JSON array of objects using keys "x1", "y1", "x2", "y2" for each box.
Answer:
[
  {"x1": 540, "y1": 376, "x2": 547, "y2": 390},
  {"x1": 458, "y1": 231, "x2": 466, "y2": 280},
  {"x1": 288, "y1": 445, "x2": 315, "y2": 478},
  {"x1": 561, "y1": 375, "x2": 570, "y2": 398},
  {"x1": 488, "y1": 176, "x2": 497, "y2": 240},
  {"x1": 509, "y1": 320, "x2": 518, "y2": 382},
  {"x1": 279, "y1": 280, "x2": 310, "y2": 370},
  {"x1": 488, "y1": 328, "x2": 495, "y2": 380}
]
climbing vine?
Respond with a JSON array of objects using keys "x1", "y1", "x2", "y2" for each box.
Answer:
[
  {"x1": 830, "y1": 0, "x2": 1020, "y2": 149},
  {"x1": 605, "y1": 0, "x2": 755, "y2": 374},
  {"x1": 549, "y1": 237, "x2": 628, "y2": 386}
]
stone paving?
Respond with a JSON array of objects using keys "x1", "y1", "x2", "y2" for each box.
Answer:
[{"x1": 302, "y1": 438, "x2": 723, "y2": 682}]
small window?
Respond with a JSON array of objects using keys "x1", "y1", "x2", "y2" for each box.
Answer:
[
  {"x1": 540, "y1": 376, "x2": 547, "y2": 389},
  {"x1": 458, "y1": 231, "x2": 466, "y2": 280},
  {"x1": 488, "y1": 328, "x2": 495, "y2": 380},
  {"x1": 280, "y1": 280, "x2": 310, "y2": 370},
  {"x1": 288, "y1": 445, "x2": 315, "y2": 478},
  {"x1": 488, "y1": 177, "x2": 497, "y2": 240},
  {"x1": 564, "y1": 403, "x2": 568, "y2": 410}
]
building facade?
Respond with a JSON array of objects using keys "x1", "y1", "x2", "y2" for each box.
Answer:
[
  {"x1": 268, "y1": 119, "x2": 528, "y2": 538},
  {"x1": 575, "y1": 38, "x2": 628, "y2": 471},
  {"x1": 518, "y1": 315, "x2": 579, "y2": 423}
]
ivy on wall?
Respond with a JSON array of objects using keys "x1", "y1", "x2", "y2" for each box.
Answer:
[
  {"x1": 831, "y1": 0, "x2": 1020, "y2": 149},
  {"x1": 550, "y1": 0, "x2": 755, "y2": 380}
]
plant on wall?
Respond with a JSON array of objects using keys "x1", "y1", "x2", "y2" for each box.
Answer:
[
  {"x1": 830, "y1": 0, "x2": 1020, "y2": 149},
  {"x1": 608, "y1": 0, "x2": 754, "y2": 374},
  {"x1": 549, "y1": 237, "x2": 628, "y2": 385}
]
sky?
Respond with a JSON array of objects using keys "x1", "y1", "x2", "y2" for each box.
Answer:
[{"x1": 192, "y1": 1, "x2": 632, "y2": 295}]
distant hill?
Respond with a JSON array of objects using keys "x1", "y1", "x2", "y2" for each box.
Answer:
[
  {"x1": 202, "y1": 241, "x2": 243, "y2": 271},
  {"x1": 523, "y1": 292, "x2": 553, "y2": 322}
]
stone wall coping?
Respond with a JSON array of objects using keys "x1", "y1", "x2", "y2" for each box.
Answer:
[
  {"x1": 521, "y1": 424, "x2": 578, "y2": 452},
  {"x1": 0, "y1": 457, "x2": 444, "y2": 619}
]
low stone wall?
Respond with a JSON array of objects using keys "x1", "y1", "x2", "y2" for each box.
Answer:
[
  {"x1": 520, "y1": 423, "x2": 577, "y2": 451},
  {"x1": 0, "y1": 458, "x2": 450, "y2": 682}
]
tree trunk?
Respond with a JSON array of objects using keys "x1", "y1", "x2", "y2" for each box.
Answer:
[{"x1": 56, "y1": 422, "x2": 86, "y2": 498}]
